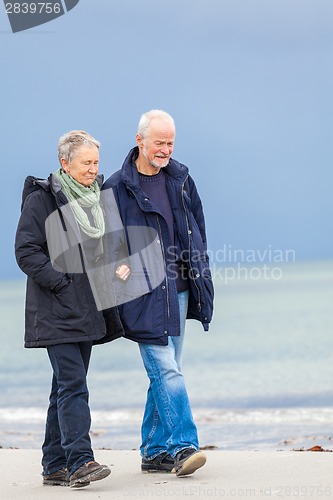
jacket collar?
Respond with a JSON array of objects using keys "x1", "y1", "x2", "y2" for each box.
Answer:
[
  {"x1": 121, "y1": 147, "x2": 189, "y2": 193},
  {"x1": 22, "y1": 172, "x2": 104, "y2": 207}
]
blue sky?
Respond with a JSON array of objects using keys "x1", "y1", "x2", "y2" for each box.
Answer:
[{"x1": 1, "y1": 0, "x2": 332, "y2": 280}]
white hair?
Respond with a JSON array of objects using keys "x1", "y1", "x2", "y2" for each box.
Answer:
[
  {"x1": 58, "y1": 130, "x2": 100, "y2": 164},
  {"x1": 137, "y1": 110, "x2": 176, "y2": 139}
]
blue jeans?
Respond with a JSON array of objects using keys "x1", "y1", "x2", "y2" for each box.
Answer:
[
  {"x1": 41, "y1": 342, "x2": 94, "y2": 475},
  {"x1": 138, "y1": 290, "x2": 199, "y2": 459}
]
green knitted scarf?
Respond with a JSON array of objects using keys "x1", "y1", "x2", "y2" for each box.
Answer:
[{"x1": 55, "y1": 168, "x2": 105, "y2": 239}]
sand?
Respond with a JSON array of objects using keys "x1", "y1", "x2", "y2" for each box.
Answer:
[{"x1": 0, "y1": 449, "x2": 332, "y2": 499}]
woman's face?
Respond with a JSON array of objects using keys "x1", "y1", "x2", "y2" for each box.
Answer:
[{"x1": 61, "y1": 145, "x2": 99, "y2": 187}]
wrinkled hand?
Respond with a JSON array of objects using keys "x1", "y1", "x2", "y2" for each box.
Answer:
[{"x1": 115, "y1": 264, "x2": 131, "y2": 281}]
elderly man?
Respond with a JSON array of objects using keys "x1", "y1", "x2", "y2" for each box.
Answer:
[{"x1": 103, "y1": 110, "x2": 214, "y2": 476}]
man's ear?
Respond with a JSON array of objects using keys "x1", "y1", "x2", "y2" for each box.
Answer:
[{"x1": 136, "y1": 133, "x2": 143, "y2": 149}]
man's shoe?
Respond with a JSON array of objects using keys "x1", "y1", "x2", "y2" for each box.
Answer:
[
  {"x1": 173, "y1": 449, "x2": 206, "y2": 476},
  {"x1": 141, "y1": 452, "x2": 175, "y2": 473},
  {"x1": 43, "y1": 467, "x2": 69, "y2": 486},
  {"x1": 69, "y1": 461, "x2": 110, "y2": 488}
]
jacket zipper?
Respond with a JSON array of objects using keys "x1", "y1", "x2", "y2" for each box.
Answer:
[
  {"x1": 181, "y1": 176, "x2": 202, "y2": 312},
  {"x1": 156, "y1": 214, "x2": 170, "y2": 319},
  {"x1": 127, "y1": 185, "x2": 172, "y2": 321}
]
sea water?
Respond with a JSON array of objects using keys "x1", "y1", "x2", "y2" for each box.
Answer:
[{"x1": 0, "y1": 260, "x2": 332, "y2": 450}]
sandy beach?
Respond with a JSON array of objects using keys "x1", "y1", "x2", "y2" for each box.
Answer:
[{"x1": 0, "y1": 449, "x2": 332, "y2": 499}]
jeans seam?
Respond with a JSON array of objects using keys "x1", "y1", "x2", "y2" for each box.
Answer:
[
  {"x1": 143, "y1": 408, "x2": 159, "y2": 458},
  {"x1": 146, "y1": 345, "x2": 175, "y2": 429}
]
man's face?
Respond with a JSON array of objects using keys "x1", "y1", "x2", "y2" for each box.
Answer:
[
  {"x1": 61, "y1": 145, "x2": 99, "y2": 187},
  {"x1": 138, "y1": 119, "x2": 175, "y2": 169}
]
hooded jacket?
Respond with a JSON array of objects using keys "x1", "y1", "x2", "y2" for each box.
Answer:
[
  {"x1": 102, "y1": 147, "x2": 214, "y2": 345},
  {"x1": 15, "y1": 173, "x2": 123, "y2": 348}
]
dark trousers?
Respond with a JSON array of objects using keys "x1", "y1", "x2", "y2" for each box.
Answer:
[{"x1": 41, "y1": 342, "x2": 94, "y2": 475}]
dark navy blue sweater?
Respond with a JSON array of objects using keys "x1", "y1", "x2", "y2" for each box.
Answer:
[{"x1": 139, "y1": 170, "x2": 188, "y2": 292}]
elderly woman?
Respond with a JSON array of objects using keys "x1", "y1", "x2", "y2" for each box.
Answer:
[{"x1": 15, "y1": 131, "x2": 124, "y2": 488}]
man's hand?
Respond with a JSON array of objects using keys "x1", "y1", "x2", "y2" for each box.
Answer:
[{"x1": 115, "y1": 264, "x2": 131, "y2": 281}]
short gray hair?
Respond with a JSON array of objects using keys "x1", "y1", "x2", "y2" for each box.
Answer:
[
  {"x1": 58, "y1": 130, "x2": 100, "y2": 164},
  {"x1": 137, "y1": 110, "x2": 175, "y2": 139}
]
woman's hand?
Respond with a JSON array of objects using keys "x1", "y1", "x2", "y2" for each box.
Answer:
[{"x1": 115, "y1": 264, "x2": 131, "y2": 281}]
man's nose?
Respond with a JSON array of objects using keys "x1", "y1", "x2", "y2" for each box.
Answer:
[{"x1": 160, "y1": 144, "x2": 169, "y2": 155}]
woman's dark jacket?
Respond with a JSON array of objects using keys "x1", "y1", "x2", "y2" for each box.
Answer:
[
  {"x1": 102, "y1": 147, "x2": 214, "y2": 345},
  {"x1": 15, "y1": 173, "x2": 123, "y2": 348}
]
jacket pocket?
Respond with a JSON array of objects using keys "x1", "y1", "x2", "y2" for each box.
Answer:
[
  {"x1": 52, "y1": 280, "x2": 80, "y2": 319},
  {"x1": 119, "y1": 292, "x2": 153, "y2": 334}
]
